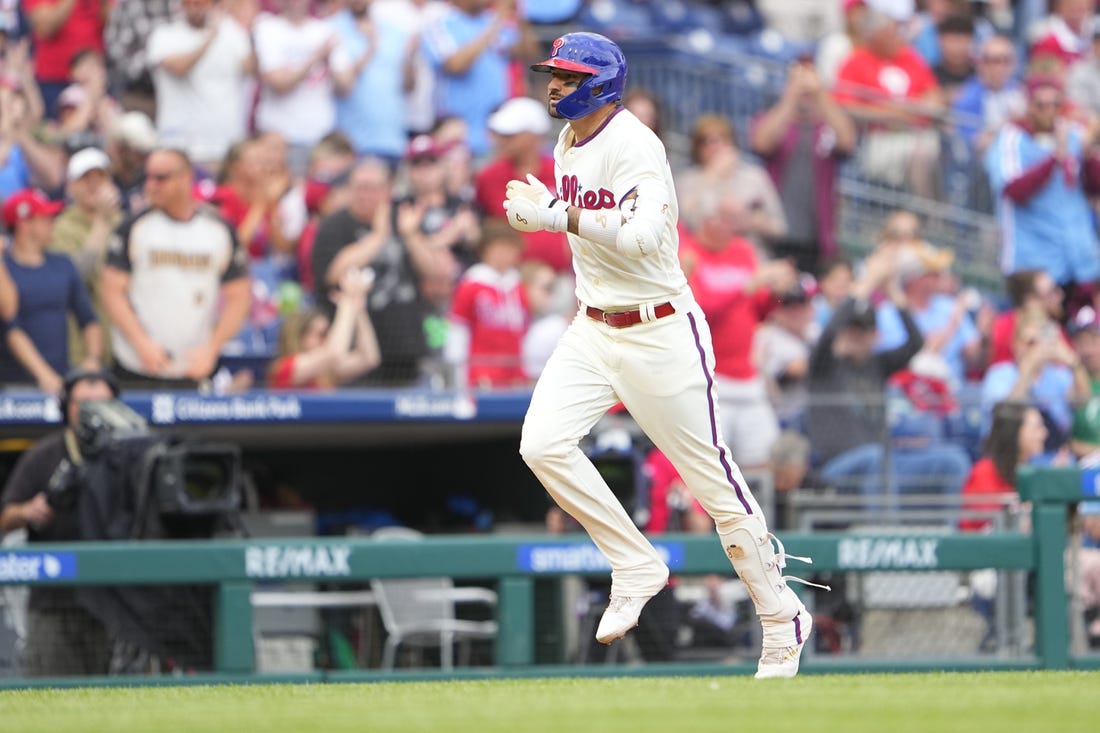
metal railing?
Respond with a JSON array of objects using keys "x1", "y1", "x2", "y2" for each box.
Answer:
[{"x1": 1, "y1": 464, "x2": 1097, "y2": 687}]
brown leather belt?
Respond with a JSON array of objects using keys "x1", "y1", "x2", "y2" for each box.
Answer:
[{"x1": 585, "y1": 302, "x2": 676, "y2": 328}]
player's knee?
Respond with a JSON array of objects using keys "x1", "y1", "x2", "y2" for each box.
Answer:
[{"x1": 519, "y1": 432, "x2": 568, "y2": 471}]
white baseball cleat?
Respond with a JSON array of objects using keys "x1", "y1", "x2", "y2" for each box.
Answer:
[
  {"x1": 595, "y1": 595, "x2": 652, "y2": 644},
  {"x1": 755, "y1": 609, "x2": 813, "y2": 679}
]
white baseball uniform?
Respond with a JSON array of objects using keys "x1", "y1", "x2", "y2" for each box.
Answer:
[{"x1": 519, "y1": 107, "x2": 809, "y2": 651}]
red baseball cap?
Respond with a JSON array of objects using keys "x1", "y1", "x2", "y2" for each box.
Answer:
[
  {"x1": 404, "y1": 134, "x2": 446, "y2": 161},
  {"x1": 2, "y1": 189, "x2": 63, "y2": 229},
  {"x1": 1025, "y1": 72, "x2": 1065, "y2": 96},
  {"x1": 844, "y1": 0, "x2": 866, "y2": 13}
]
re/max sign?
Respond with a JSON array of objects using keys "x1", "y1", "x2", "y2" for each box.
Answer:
[{"x1": 837, "y1": 538, "x2": 939, "y2": 570}]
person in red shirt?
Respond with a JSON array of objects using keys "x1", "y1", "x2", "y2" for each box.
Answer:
[
  {"x1": 643, "y1": 447, "x2": 711, "y2": 535},
  {"x1": 1030, "y1": 0, "x2": 1095, "y2": 67},
  {"x1": 210, "y1": 135, "x2": 300, "y2": 263},
  {"x1": 268, "y1": 267, "x2": 380, "y2": 389},
  {"x1": 444, "y1": 219, "x2": 530, "y2": 389},
  {"x1": 679, "y1": 188, "x2": 796, "y2": 470},
  {"x1": 960, "y1": 400, "x2": 1047, "y2": 652},
  {"x1": 833, "y1": 5, "x2": 945, "y2": 198},
  {"x1": 24, "y1": 0, "x2": 110, "y2": 119},
  {"x1": 474, "y1": 96, "x2": 570, "y2": 272},
  {"x1": 960, "y1": 400, "x2": 1046, "y2": 533}
]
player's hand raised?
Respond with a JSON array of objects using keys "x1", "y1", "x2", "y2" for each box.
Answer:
[
  {"x1": 505, "y1": 173, "x2": 557, "y2": 208},
  {"x1": 504, "y1": 175, "x2": 567, "y2": 233}
]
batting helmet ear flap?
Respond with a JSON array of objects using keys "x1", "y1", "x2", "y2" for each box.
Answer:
[{"x1": 59, "y1": 366, "x2": 120, "y2": 425}]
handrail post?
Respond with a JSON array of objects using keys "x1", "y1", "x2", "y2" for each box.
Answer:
[
  {"x1": 1031, "y1": 501, "x2": 1069, "y2": 668},
  {"x1": 215, "y1": 581, "x2": 254, "y2": 674},
  {"x1": 497, "y1": 577, "x2": 534, "y2": 668},
  {"x1": 1018, "y1": 467, "x2": 1080, "y2": 670}
]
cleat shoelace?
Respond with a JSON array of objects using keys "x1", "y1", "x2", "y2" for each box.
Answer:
[
  {"x1": 606, "y1": 596, "x2": 633, "y2": 613},
  {"x1": 768, "y1": 533, "x2": 832, "y2": 591}
]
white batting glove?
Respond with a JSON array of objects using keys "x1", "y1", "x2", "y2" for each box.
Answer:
[{"x1": 504, "y1": 174, "x2": 567, "y2": 233}]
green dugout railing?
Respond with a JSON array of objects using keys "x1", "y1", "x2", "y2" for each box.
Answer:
[{"x1": 0, "y1": 465, "x2": 1097, "y2": 686}]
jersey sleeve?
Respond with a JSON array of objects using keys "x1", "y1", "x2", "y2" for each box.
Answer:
[
  {"x1": 449, "y1": 280, "x2": 477, "y2": 326},
  {"x1": 0, "y1": 436, "x2": 60, "y2": 508},
  {"x1": 65, "y1": 258, "x2": 98, "y2": 328},
  {"x1": 146, "y1": 24, "x2": 192, "y2": 66},
  {"x1": 420, "y1": 17, "x2": 455, "y2": 69},
  {"x1": 329, "y1": 27, "x2": 355, "y2": 74},
  {"x1": 904, "y1": 50, "x2": 939, "y2": 97},
  {"x1": 267, "y1": 355, "x2": 296, "y2": 389},
  {"x1": 310, "y1": 214, "x2": 348, "y2": 295},
  {"x1": 604, "y1": 123, "x2": 675, "y2": 251},
  {"x1": 606, "y1": 126, "x2": 672, "y2": 208},
  {"x1": 105, "y1": 215, "x2": 137, "y2": 272},
  {"x1": 983, "y1": 126, "x2": 1020, "y2": 195},
  {"x1": 220, "y1": 219, "x2": 250, "y2": 283},
  {"x1": 252, "y1": 16, "x2": 287, "y2": 73}
]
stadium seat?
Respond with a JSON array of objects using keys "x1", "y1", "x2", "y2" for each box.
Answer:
[
  {"x1": 369, "y1": 527, "x2": 497, "y2": 670},
  {"x1": 577, "y1": 0, "x2": 658, "y2": 40}
]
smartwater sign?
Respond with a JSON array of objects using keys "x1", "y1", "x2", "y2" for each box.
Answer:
[
  {"x1": 516, "y1": 542, "x2": 685, "y2": 573},
  {"x1": 0, "y1": 551, "x2": 77, "y2": 583}
]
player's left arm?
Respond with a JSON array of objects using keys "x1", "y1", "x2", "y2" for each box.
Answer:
[
  {"x1": 565, "y1": 173, "x2": 669, "y2": 259},
  {"x1": 575, "y1": 136, "x2": 673, "y2": 259}
]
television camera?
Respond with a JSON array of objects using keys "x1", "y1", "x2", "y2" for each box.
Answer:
[{"x1": 46, "y1": 399, "x2": 241, "y2": 539}]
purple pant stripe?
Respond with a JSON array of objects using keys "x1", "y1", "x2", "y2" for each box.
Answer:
[
  {"x1": 793, "y1": 612, "x2": 804, "y2": 644},
  {"x1": 686, "y1": 312, "x2": 753, "y2": 515}
]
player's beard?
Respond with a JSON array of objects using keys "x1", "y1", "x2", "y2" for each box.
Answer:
[{"x1": 547, "y1": 97, "x2": 563, "y2": 119}]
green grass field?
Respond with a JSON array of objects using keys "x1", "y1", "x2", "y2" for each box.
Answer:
[{"x1": 0, "y1": 672, "x2": 1095, "y2": 733}]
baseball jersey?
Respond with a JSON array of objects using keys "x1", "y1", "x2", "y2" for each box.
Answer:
[
  {"x1": 984, "y1": 122, "x2": 1100, "y2": 284},
  {"x1": 448, "y1": 263, "x2": 529, "y2": 388},
  {"x1": 552, "y1": 107, "x2": 689, "y2": 309},
  {"x1": 106, "y1": 207, "x2": 249, "y2": 375}
]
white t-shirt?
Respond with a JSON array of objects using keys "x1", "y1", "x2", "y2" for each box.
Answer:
[
  {"x1": 106, "y1": 208, "x2": 249, "y2": 376},
  {"x1": 147, "y1": 17, "x2": 253, "y2": 163},
  {"x1": 253, "y1": 13, "x2": 337, "y2": 146},
  {"x1": 553, "y1": 108, "x2": 689, "y2": 309}
]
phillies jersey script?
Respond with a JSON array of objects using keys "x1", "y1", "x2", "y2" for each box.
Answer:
[{"x1": 552, "y1": 108, "x2": 690, "y2": 309}]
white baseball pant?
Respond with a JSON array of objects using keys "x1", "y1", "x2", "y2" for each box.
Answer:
[{"x1": 520, "y1": 296, "x2": 767, "y2": 596}]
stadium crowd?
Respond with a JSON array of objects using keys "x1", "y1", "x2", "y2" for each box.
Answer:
[{"x1": 0, "y1": 0, "x2": 1099, "y2": 668}]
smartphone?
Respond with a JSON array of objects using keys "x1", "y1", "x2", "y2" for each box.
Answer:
[{"x1": 1040, "y1": 321, "x2": 1057, "y2": 343}]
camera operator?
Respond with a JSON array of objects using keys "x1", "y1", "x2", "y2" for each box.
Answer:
[{"x1": 0, "y1": 367, "x2": 118, "y2": 676}]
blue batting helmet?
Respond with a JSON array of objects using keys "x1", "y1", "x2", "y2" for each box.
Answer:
[{"x1": 530, "y1": 32, "x2": 627, "y2": 120}]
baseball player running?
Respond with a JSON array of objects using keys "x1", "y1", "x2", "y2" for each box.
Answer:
[{"x1": 506, "y1": 32, "x2": 822, "y2": 678}]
